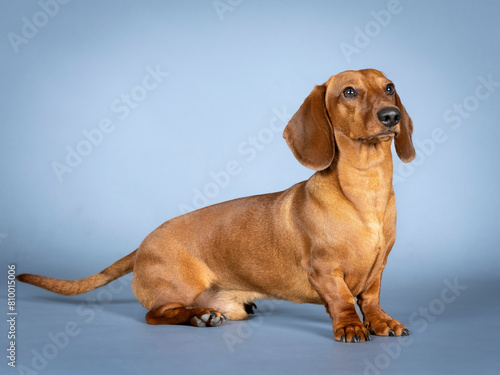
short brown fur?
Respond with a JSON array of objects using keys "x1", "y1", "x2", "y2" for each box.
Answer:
[{"x1": 18, "y1": 69, "x2": 415, "y2": 342}]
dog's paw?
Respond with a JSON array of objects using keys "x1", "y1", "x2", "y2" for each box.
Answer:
[
  {"x1": 190, "y1": 311, "x2": 227, "y2": 327},
  {"x1": 334, "y1": 322, "x2": 371, "y2": 343},
  {"x1": 364, "y1": 318, "x2": 410, "y2": 337}
]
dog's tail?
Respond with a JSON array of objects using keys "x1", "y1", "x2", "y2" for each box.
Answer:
[{"x1": 17, "y1": 250, "x2": 137, "y2": 296}]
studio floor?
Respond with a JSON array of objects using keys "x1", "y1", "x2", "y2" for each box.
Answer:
[{"x1": 4, "y1": 274, "x2": 499, "y2": 375}]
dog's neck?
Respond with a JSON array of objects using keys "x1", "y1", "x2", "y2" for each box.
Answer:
[
  {"x1": 308, "y1": 130, "x2": 394, "y2": 218},
  {"x1": 333, "y1": 129, "x2": 394, "y2": 173}
]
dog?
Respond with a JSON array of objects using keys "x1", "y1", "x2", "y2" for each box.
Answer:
[{"x1": 18, "y1": 69, "x2": 416, "y2": 343}]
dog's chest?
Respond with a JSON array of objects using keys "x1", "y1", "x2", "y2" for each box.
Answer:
[{"x1": 342, "y1": 210, "x2": 395, "y2": 295}]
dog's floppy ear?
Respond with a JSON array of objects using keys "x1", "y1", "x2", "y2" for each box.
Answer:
[
  {"x1": 283, "y1": 84, "x2": 335, "y2": 171},
  {"x1": 394, "y1": 91, "x2": 416, "y2": 163}
]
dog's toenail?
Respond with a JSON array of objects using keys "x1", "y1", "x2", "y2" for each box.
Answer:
[{"x1": 211, "y1": 317, "x2": 221, "y2": 326}]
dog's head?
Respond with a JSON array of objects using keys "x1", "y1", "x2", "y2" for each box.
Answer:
[{"x1": 283, "y1": 69, "x2": 416, "y2": 171}]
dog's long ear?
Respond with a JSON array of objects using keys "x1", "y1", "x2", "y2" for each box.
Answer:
[
  {"x1": 394, "y1": 91, "x2": 416, "y2": 163},
  {"x1": 283, "y1": 84, "x2": 334, "y2": 171}
]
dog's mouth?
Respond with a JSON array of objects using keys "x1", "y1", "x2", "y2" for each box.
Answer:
[{"x1": 358, "y1": 130, "x2": 397, "y2": 143}]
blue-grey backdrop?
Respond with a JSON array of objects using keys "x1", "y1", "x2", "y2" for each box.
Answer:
[
  {"x1": 2, "y1": 0, "x2": 499, "y2": 282},
  {"x1": 1, "y1": 1, "x2": 499, "y2": 374}
]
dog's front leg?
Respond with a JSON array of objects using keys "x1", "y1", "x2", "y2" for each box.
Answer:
[
  {"x1": 356, "y1": 266, "x2": 410, "y2": 337},
  {"x1": 308, "y1": 268, "x2": 371, "y2": 343}
]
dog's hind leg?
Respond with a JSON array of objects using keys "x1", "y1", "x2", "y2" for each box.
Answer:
[
  {"x1": 132, "y1": 244, "x2": 226, "y2": 327},
  {"x1": 145, "y1": 303, "x2": 226, "y2": 327},
  {"x1": 136, "y1": 276, "x2": 227, "y2": 327}
]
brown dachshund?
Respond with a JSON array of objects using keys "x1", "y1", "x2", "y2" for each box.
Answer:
[{"x1": 18, "y1": 69, "x2": 416, "y2": 343}]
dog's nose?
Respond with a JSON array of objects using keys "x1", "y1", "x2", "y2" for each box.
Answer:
[{"x1": 377, "y1": 107, "x2": 401, "y2": 128}]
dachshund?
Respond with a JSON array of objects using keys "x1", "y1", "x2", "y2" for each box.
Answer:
[{"x1": 18, "y1": 69, "x2": 416, "y2": 343}]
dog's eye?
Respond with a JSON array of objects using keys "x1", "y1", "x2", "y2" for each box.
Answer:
[
  {"x1": 385, "y1": 83, "x2": 395, "y2": 96},
  {"x1": 343, "y1": 87, "x2": 357, "y2": 99}
]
